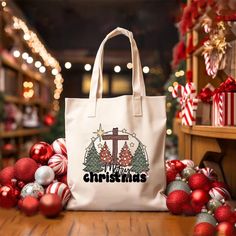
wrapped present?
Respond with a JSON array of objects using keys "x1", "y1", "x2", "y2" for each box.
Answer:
[
  {"x1": 212, "y1": 77, "x2": 236, "y2": 126},
  {"x1": 197, "y1": 83, "x2": 215, "y2": 125},
  {"x1": 172, "y1": 82, "x2": 198, "y2": 126}
]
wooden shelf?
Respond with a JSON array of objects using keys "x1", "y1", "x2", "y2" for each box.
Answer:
[
  {"x1": 0, "y1": 128, "x2": 50, "y2": 138},
  {"x1": 181, "y1": 125, "x2": 236, "y2": 140},
  {"x1": 4, "y1": 95, "x2": 51, "y2": 109},
  {"x1": 1, "y1": 55, "x2": 49, "y2": 86}
]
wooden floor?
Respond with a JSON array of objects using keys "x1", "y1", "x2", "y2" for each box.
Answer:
[{"x1": 0, "y1": 209, "x2": 196, "y2": 236}]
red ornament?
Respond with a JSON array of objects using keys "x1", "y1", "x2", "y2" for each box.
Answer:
[
  {"x1": 193, "y1": 222, "x2": 216, "y2": 236},
  {"x1": 216, "y1": 222, "x2": 236, "y2": 236},
  {"x1": 182, "y1": 202, "x2": 195, "y2": 216},
  {"x1": 166, "y1": 190, "x2": 190, "y2": 215},
  {"x1": 17, "y1": 181, "x2": 26, "y2": 189},
  {"x1": 39, "y1": 193, "x2": 62, "y2": 218},
  {"x1": 0, "y1": 185, "x2": 18, "y2": 208},
  {"x1": 18, "y1": 199, "x2": 23, "y2": 210},
  {"x1": 44, "y1": 114, "x2": 56, "y2": 127},
  {"x1": 211, "y1": 181, "x2": 229, "y2": 191},
  {"x1": 214, "y1": 205, "x2": 232, "y2": 223},
  {"x1": 0, "y1": 166, "x2": 15, "y2": 185},
  {"x1": 57, "y1": 174, "x2": 67, "y2": 185},
  {"x1": 21, "y1": 196, "x2": 39, "y2": 216},
  {"x1": 30, "y1": 142, "x2": 54, "y2": 164},
  {"x1": 188, "y1": 173, "x2": 210, "y2": 191},
  {"x1": 190, "y1": 189, "x2": 210, "y2": 207},
  {"x1": 14, "y1": 158, "x2": 38, "y2": 183},
  {"x1": 168, "y1": 160, "x2": 186, "y2": 173},
  {"x1": 166, "y1": 168, "x2": 179, "y2": 184},
  {"x1": 230, "y1": 211, "x2": 236, "y2": 225}
]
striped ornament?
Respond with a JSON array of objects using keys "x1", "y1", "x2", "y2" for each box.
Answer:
[
  {"x1": 52, "y1": 138, "x2": 67, "y2": 157},
  {"x1": 200, "y1": 167, "x2": 218, "y2": 181},
  {"x1": 181, "y1": 160, "x2": 195, "y2": 168},
  {"x1": 209, "y1": 187, "x2": 231, "y2": 201},
  {"x1": 172, "y1": 82, "x2": 198, "y2": 126},
  {"x1": 48, "y1": 154, "x2": 68, "y2": 176},
  {"x1": 46, "y1": 182, "x2": 71, "y2": 206}
]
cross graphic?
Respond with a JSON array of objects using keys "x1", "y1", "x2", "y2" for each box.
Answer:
[{"x1": 102, "y1": 128, "x2": 128, "y2": 164}]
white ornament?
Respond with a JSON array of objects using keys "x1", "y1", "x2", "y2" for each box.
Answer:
[{"x1": 35, "y1": 166, "x2": 55, "y2": 186}]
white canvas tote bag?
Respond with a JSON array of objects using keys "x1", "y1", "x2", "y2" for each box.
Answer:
[{"x1": 65, "y1": 27, "x2": 167, "y2": 211}]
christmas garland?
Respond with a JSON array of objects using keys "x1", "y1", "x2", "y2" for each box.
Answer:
[{"x1": 165, "y1": 159, "x2": 236, "y2": 235}]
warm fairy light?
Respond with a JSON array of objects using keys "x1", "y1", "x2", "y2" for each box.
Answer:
[
  {"x1": 65, "y1": 62, "x2": 72, "y2": 69},
  {"x1": 39, "y1": 66, "x2": 46, "y2": 73},
  {"x1": 22, "y1": 52, "x2": 29, "y2": 60},
  {"x1": 168, "y1": 86, "x2": 173, "y2": 92},
  {"x1": 114, "y1": 65, "x2": 121, "y2": 73},
  {"x1": 166, "y1": 129, "x2": 172, "y2": 135},
  {"x1": 1, "y1": 1, "x2": 6, "y2": 7},
  {"x1": 84, "y1": 64, "x2": 91, "y2": 71},
  {"x1": 167, "y1": 102, "x2": 172, "y2": 108},
  {"x1": 127, "y1": 62, "x2": 132, "y2": 69},
  {"x1": 35, "y1": 61, "x2": 41, "y2": 68},
  {"x1": 143, "y1": 66, "x2": 150, "y2": 74},
  {"x1": 23, "y1": 33, "x2": 30, "y2": 41},
  {"x1": 175, "y1": 70, "x2": 185, "y2": 78},
  {"x1": 173, "y1": 82, "x2": 178, "y2": 87},
  {"x1": 13, "y1": 50, "x2": 20, "y2": 58},
  {"x1": 54, "y1": 93, "x2": 60, "y2": 99},
  {"x1": 26, "y1": 56, "x2": 33, "y2": 64},
  {"x1": 52, "y1": 68, "x2": 58, "y2": 75},
  {"x1": 56, "y1": 83, "x2": 63, "y2": 89}
]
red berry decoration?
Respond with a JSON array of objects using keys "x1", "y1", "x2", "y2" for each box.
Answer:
[
  {"x1": 216, "y1": 222, "x2": 236, "y2": 236},
  {"x1": 39, "y1": 193, "x2": 62, "y2": 218},
  {"x1": 21, "y1": 196, "x2": 39, "y2": 216},
  {"x1": 0, "y1": 166, "x2": 15, "y2": 185},
  {"x1": 190, "y1": 189, "x2": 210, "y2": 207},
  {"x1": 166, "y1": 190, "x2": 189, "y2": 215},
  {"x1": 214, "y1": 205, "x2": 232, "y2": 223},
  {"x1": 14, "y1": 158, "x2": 38, "y2": 183},
  {"x1": 30, "y1": 142, "x2": 54, "y2": 164},
  {"x1": 193, "y1": 222, "x2": 216, "y2": 236},
  {"x1": 0, "y1": 185, "x2": 18, "y2": 208},
  {"x1": 188, "y1": 173, "x2": 210, "y2": 191}
]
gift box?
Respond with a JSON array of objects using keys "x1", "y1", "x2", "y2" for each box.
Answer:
[
  {"x1": 212, "y1": 77, "x2": 236, "y2": 126},
  {"x1": 196, "y1": 83, "x2": 214, "y2": 125},
  {"x1": 172, "y1": 82, "x2": 198, "y2": 126}
]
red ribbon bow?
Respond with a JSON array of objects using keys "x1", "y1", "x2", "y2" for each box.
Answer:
[{"x1": 214, "y1": 77, "x2": 236, "y2": 94}]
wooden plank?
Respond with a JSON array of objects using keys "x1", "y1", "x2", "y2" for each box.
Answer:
[
  {"x1": 0, "y1": 210, "x2": 196, "y2": 236},
  {"x1": 0, "y1": 128, "x2": 50, "y2": 138}
]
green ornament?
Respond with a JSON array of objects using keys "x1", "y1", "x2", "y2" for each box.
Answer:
[
  {"x1": 181, "y1": 167, "x2": 196, "y2": 179},
  {"x1": 207, "y1": 199, "x2": 222, "y2": 213},
  {"x1": 196, "y1": 213, "x2": 217, "y2": 226},
  {"x1": 166, "y1": 180, "x2": 191, "y2": 195}
]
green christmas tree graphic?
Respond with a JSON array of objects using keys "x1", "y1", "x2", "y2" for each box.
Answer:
[
  {"x1": 130, "y1": 142, "x2": 149, "y2": 174},
  {"x1": 83, "y1": 142, "x2": 103, "y2": 173}
]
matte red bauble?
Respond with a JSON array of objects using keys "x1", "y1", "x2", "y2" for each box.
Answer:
[
  {"x1": 214, "y1": 205, "x2": 232, "y2": 223},
  {"x1": 39, "y1": 193, "x2": 62, "y2": 218},
  {"x1": 193, "y1": 222, "x2": 216, "y2": 236},
  {"x1": 0, "y1": 166, "x2": 15, "y2": 185},
  {"x1": 0, "y1": 185, "x2": 18, "y2": 208},
  {"x1": 182, "y1": 203, "x2": 195, "y2": 216},
  {"x1": 216, "y1": 222, "x2": 236, "y2": 236},
  {"x1": 30, "y1": 142, "x2": 54, "y2": 164},
  {"x1": 166, "y1": 168, "x2": 178, "y2": 184},
  {"x1": 21, "y1": 196, "x2": 39, "y2": 216},
  {"x1": 211, "y1": 181, "x2": 229, "y2": 190},
  {"x1": 190, "y1": 189, "x2": 210, "y2": 207},
  {"x1": 188, "y1": 173, "x2": 210, "y2": 191},
  {"x1": 14, "y1": 158, "x2": 38, "y2": 183},
  {"x1": 166, "y1": 190, "x2": 189, "y2": 215}
]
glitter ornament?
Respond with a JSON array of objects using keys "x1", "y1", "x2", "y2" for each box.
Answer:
[
  {"x1": 181, "y1": 167, "x2": 196, "y2": 179},
  {"x1": 166, "y1": 180, "x2": 191, "y2": 195},
  {"x1": 214, "y1": 205, "x2": 233, "y2": 223},
  {"x1": 35, "y1": 166, "x2": 55, "y2": 186},
  {"x1": 21, "y1": 196, "x2": 39, "y2": 216},
  {"x1": 193, "y1": 222, "x2": 216, "y2": 236},
  {"x1": 207, "y1": 199, "x2": 222, "y2": 213},
  {"x1": 190, "y1": 189, "x2": 210, "y2": 208},
  {"x1": 20, "y1": 182, "x2": 44, "y2": 199},
  {"x1": 188, "y1": 173, "x2": 210, "y2": 191},
  {"x1": 196, "y1": 213, "x2": 217, "y2": 226},
  {"x1": 216, "y1": 222, "x2": 236, "y2": 236},
  {"x1": 0, "y1": 185, "x2": 18, "y2": 208}
]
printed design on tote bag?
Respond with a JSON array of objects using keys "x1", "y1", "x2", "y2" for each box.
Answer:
[{"x1": 83, "y1": 124, "x2": 149, "y2": 183}]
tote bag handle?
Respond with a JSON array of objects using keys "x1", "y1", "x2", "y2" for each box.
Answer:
[{"x1": 88, "y1": 27, "x2": 146, "y2": 117}]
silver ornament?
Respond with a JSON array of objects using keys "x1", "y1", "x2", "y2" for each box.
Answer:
[
  {"x1": 21, "y1": 182, "x2": 44, "y2": 199},
  {"x1": 35, "y1": 166, "x2": 55, "y2": 186},
  {"x1": 207, "y1": 199, "x2": 222, "y2": 213},
  {"x1": 166, "y1": 180, "x2": 191, "y2": 195},
  {"x1": 196, "y1": 213, "x2": 217, "y2": 226},
  {"x1": 181, "y1": 167, "x2": 196, "y2": 179}
]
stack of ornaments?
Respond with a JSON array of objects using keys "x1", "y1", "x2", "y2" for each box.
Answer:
[
  {"x1": 0, "y1": 138, "x2": 71, "y2": 218},
  {"x1": 165, "y1": 159, "x2": 236, "y2": 236}
]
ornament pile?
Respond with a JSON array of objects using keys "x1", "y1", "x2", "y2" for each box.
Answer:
[
  {"x1": 0, "y1": 138, "x2": 71, "y2": 218},
  {"x1": 165, "y1": 159, "x2": 236, "y2": 235}
]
